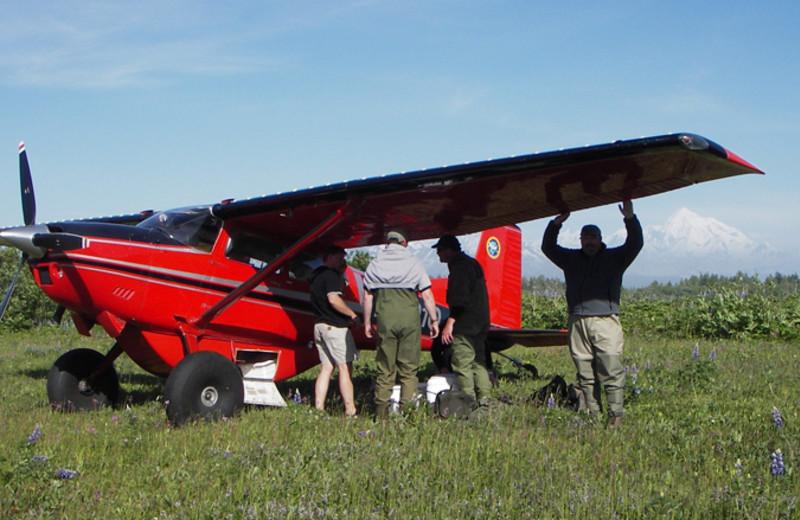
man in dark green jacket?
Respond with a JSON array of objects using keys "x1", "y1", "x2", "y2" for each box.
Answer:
[
  {"x1": 434, "y1": 234, "x2": 492, "y2": 404},
  {"x1": 541, "y1": 200, "x2": 643, "y2": 428}
]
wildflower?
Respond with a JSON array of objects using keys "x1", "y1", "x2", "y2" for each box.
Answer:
[
  {"x1": 27, "y1": 426, "x2": 41, "y2": 444},
  {"x1": 293, "y1": 388, "x2": 302, "y2": 405},
  {"x1": 223, "y1": 450, "x2": 232, "y2": 459},
  {"x1": 772, "y1": 407, "x2": 784, "y2": 428},
  {"x1": 770, "y1": 449, "x2": 785, "y2": 476},
  {"x1": 734, "y1": 458, "x2": 742, "y2": 476},
  {"x1": 645, "y1": 360, "x2": 651, "y2": 371},
  {"x1": 709, "y1": 349, "x2": 716, "y2": 361},
  {"x1": 630, "y1": 365, "x2": 638, "y2": 385},
  {"x1": 56, "y1": 468, "x2": 78, "y2": 479},
  {"x1": 546, "y1": 395, "x2": 555, "y2": 408},
  {"x1": 32, "y1": 455, "x2": 49, "y2": 463},
  {"x1": 692, "y1": 343, "x2": 699, "y2": 359}
]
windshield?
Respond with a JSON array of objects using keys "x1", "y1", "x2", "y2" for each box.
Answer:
[{"x1": 137, "y1": 206, "x2": 221, "y2": 252}]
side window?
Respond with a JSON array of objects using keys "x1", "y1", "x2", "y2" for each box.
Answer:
[
  {"x1": 289, "y1": 253, "x2": 320, "y2": 282},
  {"x1": 225, "y1": 232, "x2": 284, "y2": 269},
  {"x1": 224, "y1": 232, "x2": 319, "y2": 281}
]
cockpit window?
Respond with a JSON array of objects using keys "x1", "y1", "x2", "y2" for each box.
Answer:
[{"x1": 137, "y1": 206, "x2": 221, "y2": 252}]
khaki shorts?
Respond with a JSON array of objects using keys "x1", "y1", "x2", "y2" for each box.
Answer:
[{"x1": 314, "y1": 323, "x2": 359, "y2": 366}]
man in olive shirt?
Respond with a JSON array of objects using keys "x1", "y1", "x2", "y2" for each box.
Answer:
[{"x1": 363, "y1": 229, "x2": 439, "y2": 420}]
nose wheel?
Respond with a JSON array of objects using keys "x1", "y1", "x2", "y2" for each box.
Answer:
[{"x1": 47, "y1": 348, "x2": 120, "y2": 411}]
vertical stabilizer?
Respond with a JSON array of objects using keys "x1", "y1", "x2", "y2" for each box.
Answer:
[{"x1": 474, "y1": 225, "x2": 522, "y2": 329}]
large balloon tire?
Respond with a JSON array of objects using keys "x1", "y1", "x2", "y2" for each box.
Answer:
[
  {"x1": 164, "y1": 351, "x2": 244, "y2": 426},
  {"x1": 47, "y1": 348, "x2": 120, "y2": 411}
]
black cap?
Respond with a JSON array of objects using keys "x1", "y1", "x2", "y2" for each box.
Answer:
[
  {"x1": 580, "y1": 224, "x2": 601, "y2": 237},
  {"x1": 432, "y1": 234, "x2": 461, "y2": 251}
]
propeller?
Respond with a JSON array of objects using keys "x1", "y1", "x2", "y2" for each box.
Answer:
[{"x1": 0, "y1": 142, "x2": 84, "y2": 322}]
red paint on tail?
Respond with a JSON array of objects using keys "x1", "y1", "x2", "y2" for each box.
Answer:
[{"x1": 475, "y1": 225, "x2": 522, "y2": 329}]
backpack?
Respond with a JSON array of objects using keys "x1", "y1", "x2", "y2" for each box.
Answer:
[
  {"x1": 532, "y1": 375, "x2": 585, "y2": 411},
  {"x1": 533, "y1": 375, "x2": 568, "y2": 406},
  {"x1": 433, "y1": 389, "x2": 476, "y2": 419}
]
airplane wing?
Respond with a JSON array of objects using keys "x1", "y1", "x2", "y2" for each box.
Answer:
[
  {"x1": 212, "y1": 133, "x2": 762, "y2": 248},
  {"x1": 487, "y1": 328, "x2": 569, "y2": 350}
]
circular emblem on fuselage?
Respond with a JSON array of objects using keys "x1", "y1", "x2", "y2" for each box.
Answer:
[{"x1": 486, "y1": 237, "x2": 501, "y2": 259}]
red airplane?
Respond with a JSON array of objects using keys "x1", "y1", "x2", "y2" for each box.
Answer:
[{"x1": 0, "y1": 134, "x2": 762, "y2": 424}]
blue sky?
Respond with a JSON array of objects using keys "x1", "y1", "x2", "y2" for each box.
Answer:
[{"x1": 1, "y1": 1, "x2": 797, "y2": 260}]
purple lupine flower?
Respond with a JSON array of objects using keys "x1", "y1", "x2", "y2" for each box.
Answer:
[
  {"x1": 645, "y1": 360, "x2": 651, "y2": 371},
  {"x1": 630, "y1": 365, "x2": 638, "y2": 385},
  {"x1": 56, "y1": 469, "x2": 78, "y2": 479},
  {"x1": 709, "y1": 349, "x2": 716, "y2": 361},
  {"x1": 293, "y1": 389, "x2": 302, "y2": 405},
  {"x1": 770, "y1": 449, "x2": 785, "y2": 476},
  {"x1": 772, "y1": 407, "x2": 784, "y2": 428},
  {"x1": 27, "y1": 426, "x2": 41, "y2": 444},
  {"x1": 32, "y1": 455, "x2": 49, "y2": 463},
  {"x1": 692, "y1": 343, "x2": 699, "y2": 359},
  {"x1": 546, "y1": 395, "x2": 555, "y2": 408}
]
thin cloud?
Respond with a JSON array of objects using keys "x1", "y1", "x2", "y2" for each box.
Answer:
[{"x1": 0, "y1": 3, "x2": 279, "y2": 89}]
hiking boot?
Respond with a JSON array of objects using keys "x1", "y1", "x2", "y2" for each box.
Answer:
[{"x1": 607, "y1": 415, "x2": 623, "y2": 430}]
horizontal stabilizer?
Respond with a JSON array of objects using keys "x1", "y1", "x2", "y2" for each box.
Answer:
[{"x1": 487, "y1": 328, "x2": 568, "y2": 350}]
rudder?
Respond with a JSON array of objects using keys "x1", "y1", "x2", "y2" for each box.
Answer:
[{"x1": 474, "y1": 225, "x2": 522, "y2": 329}]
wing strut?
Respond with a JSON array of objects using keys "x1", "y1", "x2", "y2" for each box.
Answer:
[{"x1": 192, "y1": 200, "x2": 355, "y2": 329}]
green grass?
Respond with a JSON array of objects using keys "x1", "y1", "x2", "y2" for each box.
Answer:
[{"x1": 1, "y1": 328, "x2": 798, "y2": 519}]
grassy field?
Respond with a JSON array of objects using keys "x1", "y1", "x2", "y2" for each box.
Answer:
[{"x1": 1, "y1": 328, "x2": 797, "y2": 519}]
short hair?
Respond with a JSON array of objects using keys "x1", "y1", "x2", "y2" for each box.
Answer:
[
  {"x1": 322, "y1": 245, "x2": 345, "y2": 260},
  {"x1": 386, "y1": 228, "x2": 408, "y2": 244}
]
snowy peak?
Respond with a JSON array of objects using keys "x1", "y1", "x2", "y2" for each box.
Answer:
[{"x1": 649, "y1": 207, "x2": 757, "y2": 255}]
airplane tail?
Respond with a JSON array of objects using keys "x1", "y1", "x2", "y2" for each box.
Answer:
[{"x1": 474, "y1": 225, "x2": 522, "y2": 329}]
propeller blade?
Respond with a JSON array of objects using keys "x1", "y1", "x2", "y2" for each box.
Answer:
[
  {"x1": 19, "y1": 142, "x2": 36, "y2": 226},
  {"x1": 32, "y1": 232, "x2": 86, "y2": 252},
  {"x1": 0, "y1": 254, "x2": 27, "y2": 321}
]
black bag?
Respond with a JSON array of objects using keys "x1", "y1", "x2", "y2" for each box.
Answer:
[
  {"x1": 533, "y1": 375, "x2": 585, "y2": 411},
  {"x1": 434, "y1": 389, "x2": 476, "y2": 419},
  {"x1": 533, "y1": 375, "x2": 568, "y2": 406}
]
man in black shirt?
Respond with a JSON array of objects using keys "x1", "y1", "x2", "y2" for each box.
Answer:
[
  {"x1": 433, "y1": 234, "x2": 492, "y2": 404},
  {"x1": 541, "y1": 200, "x2": 643, "y2": 428},
  {"x1": 310, "y1": 245, "x2": 360, "y2": 417}
]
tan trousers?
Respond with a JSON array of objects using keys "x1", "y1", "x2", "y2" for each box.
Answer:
[{"x1": 567, "y1": 314, "x2": 625, "y2": 417}]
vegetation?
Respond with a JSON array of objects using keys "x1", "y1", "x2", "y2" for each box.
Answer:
[
  {"x1": 0, "y1": 249, "x2": 59, "y2": 330},
  {"x1": 524, "y1": 272, "x2": 800, "y2": 341},
  {"x1": 1, "y1": 327, "x2": 798, "y2": 518},
  {"x1": 1, "y1": 249, "x2": 799, "y2": 516}
]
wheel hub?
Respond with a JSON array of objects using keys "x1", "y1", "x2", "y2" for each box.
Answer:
[{"x1": 201, "y1": 386, "x2": 219, "y2": 407}]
